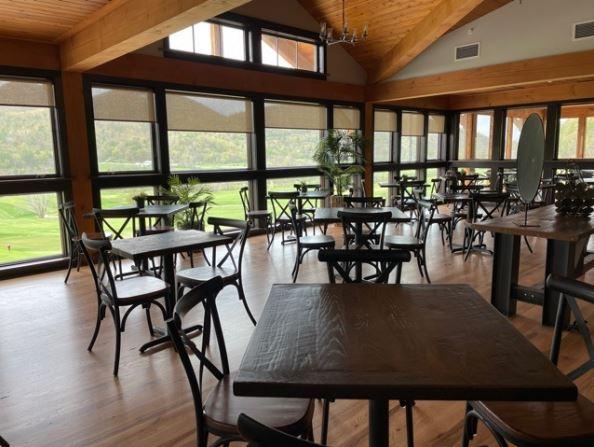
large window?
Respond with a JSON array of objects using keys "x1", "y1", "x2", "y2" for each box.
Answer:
[
  {"x1": 265, "y1": 100, "x2": 326, "y2": 168},
  {"x1": 0, "y1": 78, "x2": 57, "y2": 176},
  {"x1": 92, "y1": 86, "x2": 156, "y2": 173},
  {"x1": 558, "y1": 104, "x2": 594, "y2": 159},
  {"x1": 262, "y1": 32, "x2": 318, "y2": 73},
  {"x1": 458, "y1": 111, "x2": 494, "y2": 160},
  {"x1": 167, "y1": 91, "x2": 253, "y2": 171},
  {"x1": 427, "y1": 114, "x2": 445, "y2": 160},
  {"x1": 374, "y1": 110, "x2": 396, "y2": 163},
  {"x1": 400, "y1": 112, "x2": 424, "y2": 163},
  {"x1": 168, "y1": 21, "x2": 246, "y2": 61},
  {"x1": 333, "y1": 105, "x2": 361, "y2": 164},
  {"x1": 504, "y1": 107, "x2": 547, "y2": 159}
]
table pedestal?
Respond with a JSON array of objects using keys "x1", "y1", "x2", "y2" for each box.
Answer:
[{"x1": 369, "y1": 399, "x2": 389, "y2": 447}]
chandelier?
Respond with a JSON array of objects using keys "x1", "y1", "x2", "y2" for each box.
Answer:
[{"x1": 319, "y1": 0, "x2": 368, "y2": 46}]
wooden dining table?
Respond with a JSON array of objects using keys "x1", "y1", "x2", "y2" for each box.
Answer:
[{"x1": 234, "y1": 283, "x2": 576, "y2": 447}]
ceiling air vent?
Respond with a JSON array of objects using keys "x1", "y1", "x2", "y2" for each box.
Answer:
[
  {"x1": 574, "y1": 20, "x2": 594, "y2": 40},
  {"x1": 455, "y1": 42, "x2": 480, "y2": 61}
]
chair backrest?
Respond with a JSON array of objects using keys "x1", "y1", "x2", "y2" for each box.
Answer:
[
  {"x1": 188, "y1": 201, "x2": 208, "y2": 230},
  {"x1": 318, "y1": 249, "x2": 411, "y2": 284},
  {"x1": 239, "y1": 186, "x2": 252, "y2": 217},
  {"x1": 268, "y1": 191, "x2": 298, "y2": 222},
  {"x1": 344, "y1": 196, "x2": 385, "y2": 208},
  {"x1": 208, "y1": 217, "x2": 251, "y2": 275},
  {"x1": 145, "y1": 194, "x2": 179, "y2": 205},
  {"x1": 238, "y1": 413, "x2": 323, "y2": 447},
  {"x1": 168, "y1": 276, "x2": 228, "y2": 447},
  {"x1": 546, "y1": 274, "x2": 594, "y2": 379},
  {"x1": 80, "y1": 233, "x2": 118, "y2": 302},
  {"x1": 338, "y1": 210, "x2": 391, "y2": 250},
  {"x1": 415, "y1": 199, "x2": 437, "y2": 244},
  {"x1": 293, "y1": 183, "x2": 321, "y2": 192},
  {"x1": 470, "y1": 191, "x2": 509, "y2": 222},
  {"x1": 58, "y1": 201, "x2": 80, "y2": 239},
  {"x1": 92, "y1": 206, "x2": 139, "y2": 239}
]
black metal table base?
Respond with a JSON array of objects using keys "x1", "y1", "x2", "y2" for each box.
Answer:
[{"x1": 140, "y1": 323, "x2": 203, "y2": 353}]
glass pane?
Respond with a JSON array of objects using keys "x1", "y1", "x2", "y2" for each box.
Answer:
[
  {"x1": 261, "y1": 34, "x2": 277, "y2": 65},
  {"x1": 425, "y1": 168, "x2": 439, "y2": 181},
  {"x1": 427, "y1": 133, "x2": 442, "y2": 160},
  {"x1": 221, "y1": 25, "x2": 245, "y2": 61},
  {"x1": 586, "y1": 117, "x2": 594, "y2": 159},
  {"x1": 504, "y1": 107, "x2": 547, "y2": 159},
  {"x1": 99, "y1": 187, "x2": 155, "y2": 238},
  {"x1": 0, "y1": 106, "x2": 56, "y2": 176},
  {"x1": 374, "y1": 131, "x2": 391, "y2": 162},
  {"x1": 558, "y1": 117, "x2": 579, "y2": 159},
  {"x1": 373, "y1": 171, "x2": 390, "y2": 203},
  {"x1": 168, "y1": 131, "x2": 248, "y2": 171},
  {"x1": 0, "y1": 193, "x2": 63, "y2": 265},
  {"x1": 205, "y1": 181, "x2": 248, "y2": 229},
  {"x1": 267, "y1": 176, "x2": 320, "y2": 193},
  {"x1": 169, "y1": 26, "x2": 194, "y2": 52},
  {"x1": 277, "y1": 37, "x2": 297, "y2": 68},
  {"x1": 297, "y1": 41, "x2": 316, "y2": 71},
  {"x1": 95, "y1": 121, "x2": 154, "y2": 172},
  {"x1": 458, "y1": 113, "x2": 470, "y2": 160},
  {"x1": 400, "y1": 169, "x2": 418, "y2": 179},
  {"x1": 265, "y1": 128, "x2": 321, "y2": 168},
  {"x1": 400, "y1": 136, "x2": 420, "y2": 163},
  {"x1": 194, "y1": 22, "x2": 215, "y2": 56},
  {"x1": 474, "y1": 113, "x2": 492, "y2": 159}
]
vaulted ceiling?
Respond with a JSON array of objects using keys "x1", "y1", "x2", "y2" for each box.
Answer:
[{"x1": 298, "y1": 0, "x2": 513, "y2": 81}]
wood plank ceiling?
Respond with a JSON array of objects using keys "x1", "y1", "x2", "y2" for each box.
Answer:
[
  {"x1": 298, "y1": 0, "x2": 512, "y2": 75},
  {"x1": 0, "y1": 0, "x2": 111, "y2": 42}
]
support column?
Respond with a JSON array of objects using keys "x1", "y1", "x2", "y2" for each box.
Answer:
[{"x1": 363, "y1": 102, "x2": 374, "y2": 196}]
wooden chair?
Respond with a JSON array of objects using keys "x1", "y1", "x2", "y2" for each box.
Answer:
[
  {"x1": 339, "y1": 209, "x2": 391, "y2": 250},
  {"x1": 289, "y1": 206, "x2": 335, "y2": 282},
  {"x1": 462, "y1": 274, "x2": 594, "y2": 447},
  {"x1": 176, "y1": 217, "x2": 257, "y2": 326},
  {"x1": 463, "y1": 191, "x2": 509, "y2": 260},
  {"x1": 58, "y1": 201, "x2": 83, "y2": 284},
  {"x1": 316, "y1": 248, "x2": 413, "y2": 446},
  {"x1": 384, "y1": 199, "x2": 435, "y2": 283},
  {"x1": 239, "y1": 186, "x2": 273, "y2": 247},
  {"x1": 239, "y1": 413, "x2": 323, "y2": 447},
  {"x1": 268, "y1": 191, "x2": 307, "y2": 247},
  {"x1": 80, "y1": 233, "x2": 168, "y2": 376},
  {"x1": 167, "y1": 277, "x2": 314, "y2": 447},
  {"x1": 343, "y1": 196, "x2": 385, "y2": 208}
]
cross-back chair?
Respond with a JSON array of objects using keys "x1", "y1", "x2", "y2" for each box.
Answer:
[
  {"x1": 92, "y1": 206, "x2": 139, "y2": 240},
  {"x1": 268, "y1": 191, "x2": 307, "y2": 247},
  {"x1": 462, "y1": 274, "x2": 594, "y2": 447},
  {"x1": 412, "y1": 188, "x2": 452, "y2": 247},
  {"x1": 142, "y1": 194, "x2": 179, "y2": 233},
  {"x1": 58, "y1": 201, "x2": 83, "y2": 284},
  {"x1": 464, "y1": 191, "x2": 509, "y2": 260},
  {"x1": 176, "y1": 217, "x2": 257, "y2": 326},
  {"x1": 339, "y1": 210, "x2": 391, "y2": 250},
  {"x1": 168, "y1": 277, "x2": 314, "y2": 447},
  {"x1": 80, "y1": 233, "x2": 168, "y2": 376},
  {"x1": 239, "y1": 186, "x2": 273, "y2": 247}
]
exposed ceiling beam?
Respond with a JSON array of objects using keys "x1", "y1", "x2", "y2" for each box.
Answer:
[
  {"x1": 366, "y1": 49, "x2": 594, "y2": 103},
  {"x1": 449, "y1": 0, "x2": 513, "y2": 32},
  {"x1": 59, "y1": 0, "x2": 251, "y2": 72},
  {"x1": 367, "y1": 0, "x2": 485, "y2": 84}
]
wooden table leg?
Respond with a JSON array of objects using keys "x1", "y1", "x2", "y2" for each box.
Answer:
[
  {"x1": 491, "y1": 233, "x2": 520, "y2": 317},
  {"x1": 369, "y1": 399, "x2": 389, "y2": 447}
]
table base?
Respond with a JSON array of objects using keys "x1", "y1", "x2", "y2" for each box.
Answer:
[{"x1": 140, "y1": 323, "x2": 203, "y2": 353}]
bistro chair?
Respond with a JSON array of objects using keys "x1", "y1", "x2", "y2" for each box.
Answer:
[
  {"x1": 316, "y1": 248, "x2": 413, "y2": 446},
  {"x1": 167, "y1": 277, "x2": 315, "y2": 447},
  {"x1": 187, "y1": 200, "x2": 211, "y2": 268},
  {"x1": 463, "y1": 191, "x2": 509, "y2": 260},
  {"x1": 343, "y1": 196, "x2": 385, "y2": 208},
  {"x1": 238, "y1": 413, "x2": 323, "y2": 447},
  {"x1": 80, "y1": 233, "x2": 168, "y2": 376},
  {"x1": 462, "y1": 274, "x2": 594, "y2": 447},
  {"x1": 176, "y1": 217, "x2": 257, "y2": 326},
  {"x1": 384, "y1": 199, "x2": 436, "y2": 283},
  {"x1": 268, "y1": 191, "x2": 307, "y2": 248},
  {"x1": 92, "y1": 206, "x2": 139, "y2": 240},
  {"x1": 293, "y1": 184, "x2": 322, "y2": 231},
  {"x1": 58, "y1": 201, "x2": 83, "y2": 284},
  {"x1": 289, "y1": 206, "x2": 335, "y2": 282},
  {"x1": 413, "y1": 189, "x2": 452, "y2": 247},
  {"x1": 339, "y1": 209, "x2": 391, "y2": 250},
  {"x1": 239, "y1": 186, "x2": 273, "y2": 247}
]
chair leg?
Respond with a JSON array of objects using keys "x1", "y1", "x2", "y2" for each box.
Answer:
[
  {"x1": 64, "y1": 242, "x2": 76, "y2": 284},
  {"x1": 202, "y1": 248, "x2": 211, "y2": 266},
  {"x1": 236, "y1": 280, "x2": 257, "y2": 326},
  {"x1": 421, "y1": 248, "x2": 431, "y2": 284},
  {"x1": 108, "y1": 306, "x2": 122, "y2": 377},
  {"x1": 292, "y1": 248, "x2": 301, "y2": 283},
  {"x1": 403, "y1": 401, "x2": 415, "y2": 447},
  {"x1": 267, "y1": 221, "x2": 276, "y2": 250},
  {"x1": 88, "y1": 302, "x2": 105, "y2": 351},
  {"x1": 524, "y1": 236, "x2": 533, "y2": 253},
  {"x1": 144, "y1": 304, "x2": 155, "y2": 337},
  {"x1": 415, "y1": 251, "x2": 424, "y2": 278},
  {"x1": 75, "y1": 243, "x2": 82, "y2": 272},
  {"x1": 189, "y1": 250, "x2": 194, "y2": 268},
  {"x1": 321, "y1": 399, "x2": 330, "y2": 445}
]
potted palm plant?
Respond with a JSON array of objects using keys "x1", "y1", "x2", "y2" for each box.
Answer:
[
  {"x1": 160, "y1": 175, "x2": 214, "y2": 229},
  {"x1": 313, "y1": 130, "x2": 365, "y2": 207}
]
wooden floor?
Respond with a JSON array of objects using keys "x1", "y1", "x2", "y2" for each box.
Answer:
[{"x1": 1, "y1": 221, "x2": 594, "y2": 447}]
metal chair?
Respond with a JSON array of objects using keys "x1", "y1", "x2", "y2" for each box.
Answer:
[
  {"x1": 168, "y1": 277, "x2": 314, "y2": 447},
  {"x1": 238, "y1": 413, "x2": 322, "y2": 447},
  {"x1": 289, "y1": 206, "x2": 335, "y2": 283},
  {"x1": 462, "y1": 274, "x2": 594, "y2": 447},
  {"x1": 58, "y1": 201, "x2": 83, "y2": 284},
  {"x1": 339, "y1": 209, "x2": 391, "y2": 250},
  {"x1": 142, "y1": 194, "x2": 179, "y2": 234},
  {"x1": 239, "y1": 186, "x2": 273, "y2": 247},
  {"x1": 463, "y1": 191, "x2": 509, "y2": 260},
  {"x1": 187, "y1": 200, "x2": 211, "y2": 267},
  {"x1": 176, "y1": 217, "x2": 257, "y2": 325},
  {"x1": 268, "y1": 191, "x2": 307, "y2": 247},
  {"x1": 92, "y1": 206, "x2": 139, "y2": 240},
  {"x1": 80, "y1": 233, "x2": 168, "y2": 376},
  {"x1": 413, "y1": 188, "x2": 452, "y2": 247}
]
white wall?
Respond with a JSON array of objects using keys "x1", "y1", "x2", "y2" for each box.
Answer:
[{"x1": 392, "y1": 0, "x2": 594, "y2": 81}]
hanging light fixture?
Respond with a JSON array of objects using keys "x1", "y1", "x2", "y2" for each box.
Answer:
[{"x1": 320, "y1": 0, "x2": 368, "y2": 46}]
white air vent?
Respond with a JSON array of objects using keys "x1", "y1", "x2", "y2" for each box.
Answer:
[
  {"x1": 574, "y1": 20, "x2": 594, "y2": 40},
  {"x1": 455, "y1": 42, "x2": 480, "y2": 61}
]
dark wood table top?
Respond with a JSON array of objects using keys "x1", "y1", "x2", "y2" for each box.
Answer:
[
  {"x1": 137, "y1": 204, "x2": 188, "y2": 218},
  {"x1": 111, "y1": 230, "x2": 232, "y2": 260},
  {"x1": 433, "y1": 192, "x2": 470, "y2": 202},
  {"x1": 469, "y1": 204, "x2": 594, "y2": 242},
  {"x1": 314, "y1": 207, "x2": 410, "y2": 223},
  {"x1": 234, "y1": 283, "x2": 576, "y2": 402}
]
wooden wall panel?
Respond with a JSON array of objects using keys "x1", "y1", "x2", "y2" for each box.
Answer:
[{"x1": 0, "y1": 38, "x2": 60, "y2": 71}]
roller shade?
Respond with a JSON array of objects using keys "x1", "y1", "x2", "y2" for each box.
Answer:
[
  {"x1": 265, "y1": 100, "x2": 327, "y2": 130},
  {"x1": 374, "y1": 110, "x2": 396, "y2": 132},
  {"x1": 333, "y1": 106, "x2": 360, "y2": 130},
  {"x1": 167, "y1": 91, "x2": 253, "y2": 132},
  {"x1": 0, "y1": 77, "x2": 54, "y2": 107},
  {"x1": 428, "y1": 115, "x2": 445, "y2": 133},
  {"x1": 402, "y1": 112, "x2": 424, "y2": 136},
  {"x1": 92, "y1": 86, "x2": 156, "y2": 122}
]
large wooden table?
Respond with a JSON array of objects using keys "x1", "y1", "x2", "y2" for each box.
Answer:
[
  {"x1": 469, "y1": 205, "x2": 594, "y2": 326},
  {"x1": 234, "y1": 283, "x2": 576, "y2": 447}
]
